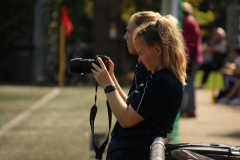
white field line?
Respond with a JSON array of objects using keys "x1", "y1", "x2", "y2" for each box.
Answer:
[{"x1": 0, "y1": 88, "x2": 61, "y2": 137}]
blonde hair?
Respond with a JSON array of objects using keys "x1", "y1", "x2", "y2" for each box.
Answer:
[
  {"x1": 130, "y1": 11, "x2": 161, "y2": 28},
  {"x1": 134, "y1": 15, "x2": 187, "y2": 85}
]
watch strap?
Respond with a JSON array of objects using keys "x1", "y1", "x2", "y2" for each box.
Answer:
[{"x1": 104, "y1": 85, "x2": 116, "y2": 93}]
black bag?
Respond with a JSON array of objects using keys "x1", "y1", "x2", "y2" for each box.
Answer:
[{"x1": 165, "y1": 142, "x2": 240, "y2": 160}]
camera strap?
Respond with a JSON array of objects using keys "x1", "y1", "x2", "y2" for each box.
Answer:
[{"x1": 89, "y1": 82, "x2": 112, "y2": 160}]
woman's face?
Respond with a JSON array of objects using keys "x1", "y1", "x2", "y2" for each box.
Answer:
[
  {"x1": 124, "y1": 20, "x2": 137, "y2": 55},
  {"x1": 134, "y1": 37, "x2": 162, "y2": 72}
]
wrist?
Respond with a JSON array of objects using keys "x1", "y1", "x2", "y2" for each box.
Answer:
[{"x1": 104, "y1": 85, "x2": 116, "y2": 94}]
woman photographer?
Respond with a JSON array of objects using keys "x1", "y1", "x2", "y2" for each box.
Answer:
[
  {"x1": 91, "y1": 14, "x2": 187, "y2": 160},
  {"x1": 113, "y1": 11, "x2": 162, "y2": 102}
]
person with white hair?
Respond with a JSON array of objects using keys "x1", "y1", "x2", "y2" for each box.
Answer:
[{"x1": 198, "y1": 27, "x2": 228, "y2": 88}]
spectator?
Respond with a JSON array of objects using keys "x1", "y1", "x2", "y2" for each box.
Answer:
[
  {"x1": 198, "y1": 27, "x2": 228, "y2": 88},
  {"x1": 227, "y1": 79, "x2": 240, "y2": 105},
  {"x1": 216, "y1": 79, "x2": 240, "y2": 106},
  {"x1": 216, "y1": 46, "x2": 240, "y2": 105},
  {"x1": 181, "y1": 2, "x2": 202, "y2": 118}
]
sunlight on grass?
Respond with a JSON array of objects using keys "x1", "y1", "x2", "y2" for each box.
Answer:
[
  {"x1": 0, "y1": 71, "x2": 224, "y2": 160},
  {"x1": 0, "y1": 85, "x2": 127, "y2": 160}
]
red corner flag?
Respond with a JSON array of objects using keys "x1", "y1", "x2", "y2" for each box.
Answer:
[{"x1": 61, "y1": 6, "x2": 73, "y2": 38}]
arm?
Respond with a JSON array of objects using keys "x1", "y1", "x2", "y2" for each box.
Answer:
[
  {"x1": 221, "y1": 63, "x2": 239, "y2": 76},
  {"x1": 109, "y1": 72, "x2": 128, "y2": 102},
  {"x1": 91, "y1": 57, "x2": 144, "y2": 128},
  {"x1": 107, "y1": 57, "x2": 128, "y2": 101},
  {"x1": 206, "y1": 46, "x2": 222, "y2": 54},
  {"x1": 105, "y1": 89, "x2": 144, "y2": 128}
]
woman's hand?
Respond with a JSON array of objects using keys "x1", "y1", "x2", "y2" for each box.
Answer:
[
  {"x1": 91, "y1": 57, "x2": 114, "y2": 88},
  {"x1": 107, "y1": 57, "x2": 115, "y2": 76}
]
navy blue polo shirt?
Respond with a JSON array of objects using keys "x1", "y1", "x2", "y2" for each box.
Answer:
[
  {"x1": 128, "y1": 63, "x2": 151, "y2": 95},
  {"x1": 109, "y1": 68, "x2": 183, "y2": 152}
]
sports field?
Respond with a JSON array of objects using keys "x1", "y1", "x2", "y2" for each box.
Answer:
[
  {"x1": 0, "y1": 71, "x2": 224, "y2": 160},
  {"x1": 0, "y1": 85, "x2": 124, "y2": 160}
]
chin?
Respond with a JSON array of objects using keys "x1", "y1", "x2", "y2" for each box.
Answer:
[
  {"x1": 129, "y1": 50, "x2": 137, "y2": 55},
  {"x1": 129, "y1": 52, "x2": 138, "y2": 55}
]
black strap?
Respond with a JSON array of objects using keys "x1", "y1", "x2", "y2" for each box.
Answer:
[{"x1": 89, "y1": 82, "x2": 112, "y2": 160}]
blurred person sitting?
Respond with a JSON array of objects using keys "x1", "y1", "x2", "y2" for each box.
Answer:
[
  {"x1": 198, "y1": 27, "x2": 228, "y2": 88},
  {"x1": 216, "y1": 46, "x2": 240, "y2": 105},
  {"x1": 216, "y1": 79, "x2": 240, "y2": 106},
  {"x1": 227, "y1": 79, "x2": 240, "y2": 105}
]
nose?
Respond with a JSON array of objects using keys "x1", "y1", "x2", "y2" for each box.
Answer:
[
  {"x1": 124, "y1": 32, "x2": 128, "y2": 40},
  {"x1": 138, "y1": 56, "x2": 141, "y2": 63}
]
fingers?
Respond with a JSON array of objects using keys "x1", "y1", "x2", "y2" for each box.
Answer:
[
  {"x1": 91, "y1": 63, "x2": 100, "y2": 71},
  {"x1": 91, "y1": 58, "x2": 107, "y2": 77},
  {"x1": 108, "y1": 57, "x2": 114, "y2": 66},
  {"x1": 91, "y1": 68, "x2": 98, "y2": 75},
  {"x1": 97, "y1": 57, "x2": 106, "y2": 69}
]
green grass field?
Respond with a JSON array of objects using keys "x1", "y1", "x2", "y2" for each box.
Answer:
[
  {"x1": 0, "y1": 85, "x2": 126, "y2": 160},
  {"x1": 0, "y1": 71, "x2": 224, "y2": 160}
]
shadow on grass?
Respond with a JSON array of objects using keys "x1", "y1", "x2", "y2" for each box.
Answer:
[{"x1": 223, "y1": 131, "x2": 240, "y2": 139}]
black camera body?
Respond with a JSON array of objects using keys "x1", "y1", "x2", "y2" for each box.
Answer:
[{"x1": 69, "y1": 55, "x2": 108, "y2": 74}]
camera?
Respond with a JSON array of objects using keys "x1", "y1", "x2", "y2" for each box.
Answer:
[{"x1": 69, "y1": 55, "x2": 109, "y2": 74}]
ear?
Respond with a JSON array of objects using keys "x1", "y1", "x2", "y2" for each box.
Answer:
[{"x1": 154, "y1": 45, "x2": 162, "y2": 56}]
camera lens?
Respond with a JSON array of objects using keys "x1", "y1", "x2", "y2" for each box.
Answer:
[
  {"x1": 70, "y1": 58, "x2": 95, "y2": 74},
  {"x1": 69, "y1": 55, "x2": 108, "y2": 74},
  {"x1": 69, "y1": 58, "x2": 82, "y2": 74}
]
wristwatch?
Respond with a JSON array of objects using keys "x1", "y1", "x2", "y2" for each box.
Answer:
[{"x1": 104, "y1": 85, "x2": 116, "y2": 93}]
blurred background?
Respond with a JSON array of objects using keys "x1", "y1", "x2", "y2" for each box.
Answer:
[
  {"x1": 0, "y1": 1, "x2": 240, "y2": 159},
  {"x1": 0, "y1": 0, "x2": 240, "y2": 87}
]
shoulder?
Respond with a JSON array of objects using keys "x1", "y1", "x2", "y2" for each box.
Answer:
[
  {"x1": 149, "y1": 69, "x2": 182, "y2": 89},
  {"x1": 183, "y1": 16, "x2": 199, "y2": 28}
]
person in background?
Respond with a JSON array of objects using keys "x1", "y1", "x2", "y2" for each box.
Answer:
[
  {"x1": 181, "y1": 2, "x2": 202, "y2": 118},
  {"x1": 91, "y1": 15, "x2": 187, "y2": 160},
  {"x1": 226, "y1": 79, "x2": 240, "y2": 105},
  {"x1": 198, "y1": 27, "x2": 228, "y2": 88},
  {"x1": 216, "y1": 46, "x2": 240, "y2": 105}
]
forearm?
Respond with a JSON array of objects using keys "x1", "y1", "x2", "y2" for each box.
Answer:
[
  {"x1": 110, "y1": 73, "x2": 128, "y2": 101},
  {"x1": 106, "y1": 89, "x2": 144, "y2": 128},
  {"x1": 106, "y1": 90, "x2": 131, "y2": 127}
]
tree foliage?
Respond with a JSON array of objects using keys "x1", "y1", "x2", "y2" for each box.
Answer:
[
  {"x1": 0, "y1": 0, "x2": 239, "y2": 83},
  {"x1": 183, "y1": 0, "x2": 237, "y2": 40}
]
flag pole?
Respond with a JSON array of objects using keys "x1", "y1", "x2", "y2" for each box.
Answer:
[
  {"x1": 58, "y1": 25, "x2": 66, "y2": 87},
  {"x1": 58, "y1": 6, "x2": 73, "y2": 87}
]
